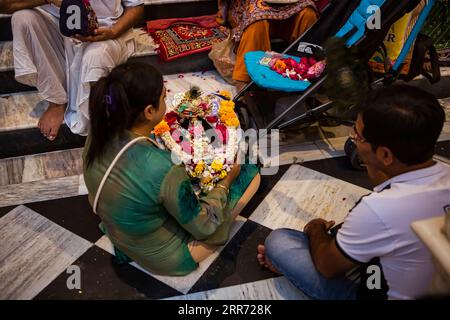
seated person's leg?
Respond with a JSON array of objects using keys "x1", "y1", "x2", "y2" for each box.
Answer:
[
  {"x1": 66, "y1": 38, "x2": 130, "y2": 135},
  {"x1": 233, "y1": 20, "x2": 271, "y2": 87},
  {"x1": 189, "y1": 170, "x2": 261, "y2": 263},
  {"x1": 188, "y1": 240, "x2": 217, "y2": 263},
  {"x1": 289, "y1": 6, "x2": 319, "y2": 43},
  {"x1": 261, "y1": 228, "x2": 358, "y2": 300},
  {"x1": 12, "y1": 9, "x2": 67, "y2": 141},
  {"x1": 231, "y1": 173, "x2": 261, "y2": 218}
]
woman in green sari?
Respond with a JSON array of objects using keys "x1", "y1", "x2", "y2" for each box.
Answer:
[{"x1": 83, "y1": 62, "x2": 260, "y2": 276}]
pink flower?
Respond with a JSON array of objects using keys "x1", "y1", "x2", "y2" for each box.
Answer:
[
  {"x1": 165, "y1": 111, "x2": 179, "y2": 126},
  {"x1": 180, "y1": 140, "x2": 192, "y2": 154},
  {"x1": 215, "y1": 123, "x2": 228, "y2": 144},
  {"x1": 171, "y1": 129, "x2": 182, "y2": 143},
  {"x1": 206, "y1": 115, "x2": 218, "y2": 123},
  {"x1": 199, "y1": 102, "x2": 209, "y2": 111},
  {"x1": 296, "y1": 62, "x2": 309, "y2": 75},
  {"x1": 193, "y1": 124, "x2": 203, "y2": 136}
]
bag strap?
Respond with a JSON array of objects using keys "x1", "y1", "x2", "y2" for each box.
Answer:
[{"x1": 92, "y1": 136, "x2": 159, "y2": 214}]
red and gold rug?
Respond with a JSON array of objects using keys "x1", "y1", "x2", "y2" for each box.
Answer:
[{"x1": 147, "y1": 15, "x2": 229, "y2": 62}]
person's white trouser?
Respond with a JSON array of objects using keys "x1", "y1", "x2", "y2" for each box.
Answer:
[{"x1": 12, "y1": 7, "x2": 135, "y2": 135}]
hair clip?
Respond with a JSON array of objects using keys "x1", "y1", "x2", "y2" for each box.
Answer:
[{"x1": 105, "y1": 94, "x2": 112, "y2": 105}]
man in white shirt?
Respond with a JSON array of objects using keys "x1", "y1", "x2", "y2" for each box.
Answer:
[
  {"x1": 0, "y1": 0, "x2": 144, "y2": 139},
  {"x1": 257, "y1": 84, "x2": 449, "y2": 299}
]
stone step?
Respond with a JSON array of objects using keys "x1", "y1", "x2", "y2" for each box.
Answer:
[
  {"x1": 0, "y1": 25, "x2": 217, "y2": 95},
  {"x1": 0, "y1": 147, "x2": 83, "y2": 188},
  {"x1": 0, "y1": 28, "x2": 159, "y2": 94},
  {"x1": 0, "y1": 28, "x2": 157, "y2": 73},
  {"x1": 0, "y1": 70, "x2": 235, "y2": 159},
  {"x1": 0, "y1": 0, "x2": 217, "y2": 41}
]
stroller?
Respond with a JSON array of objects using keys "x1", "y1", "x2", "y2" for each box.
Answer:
[{"x1": 234, "y1": 0, "x2": 441, "y2": 169}]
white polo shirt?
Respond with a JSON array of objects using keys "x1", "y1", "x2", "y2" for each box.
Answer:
[{"x1": 336, "y1": 161, "x2": 450, "y2": 300}]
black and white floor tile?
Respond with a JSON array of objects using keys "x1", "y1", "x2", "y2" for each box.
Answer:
[
  {"x1": 0, "y1": 72, "x2": 448, "y2": 300},
  {"x1": 1, "y1": 152, "x2": 449, "y2": 300}
]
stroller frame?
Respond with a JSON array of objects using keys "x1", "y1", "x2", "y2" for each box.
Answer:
[{"x1": 233, "y1": 0, "x2": 437, "y2": 132}]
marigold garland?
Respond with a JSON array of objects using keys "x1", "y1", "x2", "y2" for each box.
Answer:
[{"x1": 153, "y1": 87, "x2": 240, "y2": 194}]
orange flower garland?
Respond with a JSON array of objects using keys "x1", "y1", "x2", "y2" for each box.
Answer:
[{"x1": 153, "y1": 120, "x2": 170, "y2": 135}]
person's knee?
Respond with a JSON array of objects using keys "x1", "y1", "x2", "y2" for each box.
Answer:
[
  {"x1": 82, "y1": 42, "x2": 114, "y2": 69},
  {"x1": 300, "y1": 6, "x2": 319, "y2": 22},
  {"x1": 82, "y1": 43, "x2": 105, "y2": 64},
  {"x1": 241, "y1": 20, "x2": 270, "y2": 39},
  {"x1": 264, "y1": 228, "x2": 292, "y2": 260},
  {"x1": 12, "y1": 10, "x2": 40, "y2": 32}
]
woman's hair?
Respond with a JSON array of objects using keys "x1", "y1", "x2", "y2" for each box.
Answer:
[{"x1": 85, "y1": 62, "x2": 164, "y2": 166}]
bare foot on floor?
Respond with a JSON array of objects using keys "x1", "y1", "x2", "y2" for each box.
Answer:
[
  {"x1": 38, "y1": 102, "x2": 66, "y2": 141},
  {"x1": 257, "y1": 244, "x2": 282, "y2": 275}
]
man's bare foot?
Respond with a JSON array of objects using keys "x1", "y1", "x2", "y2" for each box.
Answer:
[
  {"x1": 38, "y1": 102, "x2": 66, "y2": 141},
  {"x1": 257, "y1": 244, "x2": 282, "y2": 275}
]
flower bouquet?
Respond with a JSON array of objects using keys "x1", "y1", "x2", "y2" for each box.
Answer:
[
  {"x1": 260, "y1": 51, "x2": 326, "y2": 81},
  {"x1": 153, "y1": 87, "x2": 240, "y2": 195}
]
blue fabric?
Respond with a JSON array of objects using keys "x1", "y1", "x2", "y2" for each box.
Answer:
[
  {"x1": 244, "y1": 51, "x2": 312, "y2": 92},
  {"x1": 335, "y1": 0, "x2": 385, "y2": 46},
  {"x1": 393, "y1": 0, "x2": 435, "y2": 71},
  {"x1": 264, "y1": 228, "x2": 359, "y2": 300}
]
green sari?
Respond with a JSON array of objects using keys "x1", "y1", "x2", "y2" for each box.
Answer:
[{"x1": 83, "y1": 131, "x2": 259, "y2": 276}]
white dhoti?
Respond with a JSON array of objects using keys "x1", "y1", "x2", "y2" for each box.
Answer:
[{"x1": 12, "y1": 7, "x2": 136, "y2": 135}]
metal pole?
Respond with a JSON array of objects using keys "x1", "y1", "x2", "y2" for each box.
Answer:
[{"x1": 265, "y1": 75, "x2": 328, "y2": 130}]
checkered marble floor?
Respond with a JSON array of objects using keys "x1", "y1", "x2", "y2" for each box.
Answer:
[
  {"x1": 0, "y1": 68, "x2": 449, "y2": 299},
  {"x1": 1, "y1": 141, "x2": 449, "y2": 300}
]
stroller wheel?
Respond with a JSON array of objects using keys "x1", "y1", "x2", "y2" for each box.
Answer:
[
  {"x1": 349, "y1": 148, "x2": 366, "y2": 171},
  {"x1": 344, "y1": 137, "x2": 355, "y2": 156}
]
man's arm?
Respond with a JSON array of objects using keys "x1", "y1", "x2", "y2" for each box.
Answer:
[
  {"x1": 0, "y1": 0, "x2": 48, "y2": 14},
  {"x1": 304, "y1": 219, "x2": 357, "y2": 279},
  {"x1": 74, "y1": 5, "x2": 144, "y2": 42}
]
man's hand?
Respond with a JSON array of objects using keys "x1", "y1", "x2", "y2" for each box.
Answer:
[
  {"x1": 304, "y1": 218, "x2": 335, "y2": 235},
  {"x1": 74, "y1": 27, "x2": 117, "y2": 42},
  {"x1": 73, "y1": 5, "x2": 143, "y2": 43},
  {"x1": 303, "y1": 218, "x2": 356, "y2": 279}
]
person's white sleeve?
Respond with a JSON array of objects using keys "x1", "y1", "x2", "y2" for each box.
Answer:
[
  {"x1": 122, "y1": 0, "x2": 144, "y2": 7},
  {"x1": 336, "y1": 199, "x2": 395, "y2": 264}
]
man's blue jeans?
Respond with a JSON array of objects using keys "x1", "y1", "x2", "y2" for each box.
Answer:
[{"x1": 265, "y1": 228, "x2": 359, "y2": 300}]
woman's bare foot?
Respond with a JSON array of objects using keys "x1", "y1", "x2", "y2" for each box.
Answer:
[
  {"x1": 38, "y1": 102, "x2": 66, "y2": 141},
  {"x1": 257, "y1": 244, "x2": 282, "y2": 275}
]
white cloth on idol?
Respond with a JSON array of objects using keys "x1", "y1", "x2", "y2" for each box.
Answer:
[{"x1": 11, "y1": 0, "x2": 144, "y2": 135}]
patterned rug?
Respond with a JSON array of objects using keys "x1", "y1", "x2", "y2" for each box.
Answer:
[{"x1": 147, "y1": 15, "x2": 229, "y2": 62}]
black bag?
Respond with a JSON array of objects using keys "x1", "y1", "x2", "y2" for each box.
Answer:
[{"x1": 59, "y1": 0, "x2": 99, "y2": 37}]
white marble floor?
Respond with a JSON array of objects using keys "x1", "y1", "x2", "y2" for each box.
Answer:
[
  {"x1": 0, "y1": 148, "x2": 83, "y2": 186},
  {"x1": 95, "y1": 216, "x2": 247, "y2": 294},
  {"x1": 249, "y1": 164, "x2": 371, "y2": 231},
  {"x1": 166, "y1": 276, "x2": 310, "y2": 300},
  {"x1": 0, "y1": 174, "x2": 87, "y2": 207},
  {"x1": 0, "y1": 206, "x2": 92, "y2": 299},
  {"x1": 0, "y1": 92, "x2": 41, "y2": 132}
]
